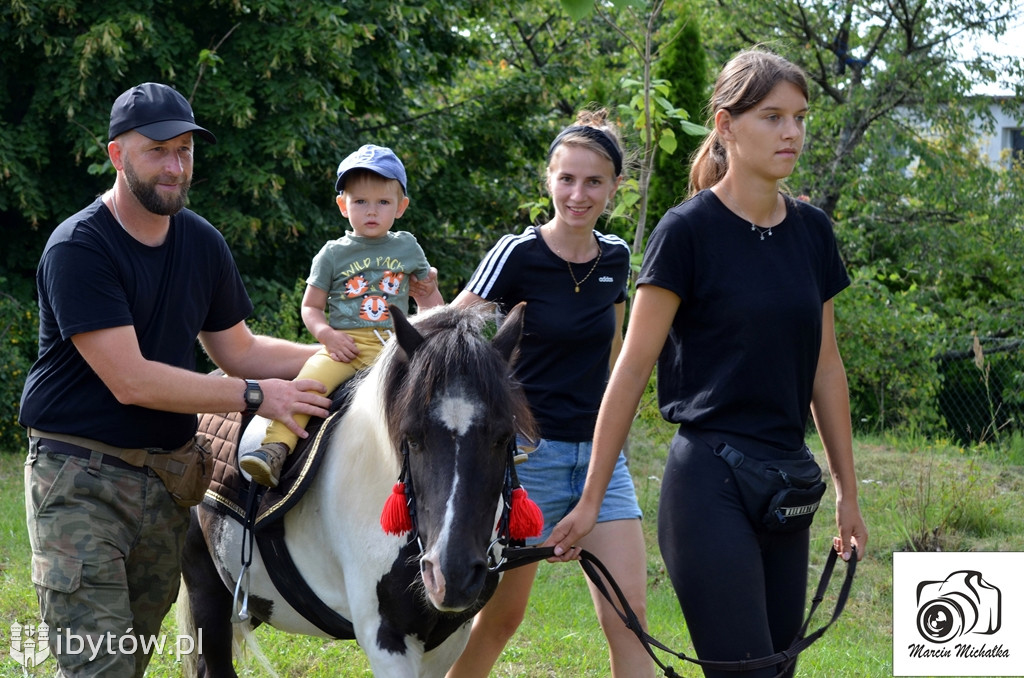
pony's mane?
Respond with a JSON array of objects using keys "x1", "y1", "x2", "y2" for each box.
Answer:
[{"x1": 377, "y1": 305, "x2": 535, "y2": 453}]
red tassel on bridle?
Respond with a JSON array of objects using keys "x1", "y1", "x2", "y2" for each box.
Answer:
[
  {"x1": 501, "y1": 435, "x2": 543, "y2": 540},
  {"x1": 508, "y1": 486, "x2": 543, "y2": 540},
  {"x1": 380, "y1": 482, "x2": 413, "y2": 536},
  {"x1": 381, "y1": 443, "x2": 416, "y2": 536},
  {"x1": 380, "y1": 438, "x2": 543, "y2": 540}
]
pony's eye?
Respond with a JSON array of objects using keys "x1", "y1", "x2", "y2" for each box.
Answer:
[
  {"x1": 407, "y1": 438, "x2": 423, "y2": 453},
  {"x1": 494, "y1": 435, "x2": 513, "y2": 455}
]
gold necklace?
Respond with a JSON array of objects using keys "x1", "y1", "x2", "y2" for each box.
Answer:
[
  {"x1": 567, "y1": 249, "x2": 601, "y2": 293},
  {"x1": 720, "y1": 186, "x2": 782, "y2": 241},
  {"x1": 547, "y1": 228, "x2": 602, "y2": 293},
  {"x1": 565, "y1": 235, "x2": 602, "y2": 293}
]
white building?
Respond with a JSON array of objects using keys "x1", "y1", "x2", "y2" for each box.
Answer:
[{"x1": 976, "y1": 97, "x2": 1024, "y2": 166}]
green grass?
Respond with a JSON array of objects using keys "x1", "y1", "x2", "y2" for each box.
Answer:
[{"x1": 1, "y1": 419, "x2": 1023, "y2": 677}]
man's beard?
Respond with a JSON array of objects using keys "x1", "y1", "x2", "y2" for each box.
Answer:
[{"x1": 123, "y1": 158, "x2": 191, "y2": 216}]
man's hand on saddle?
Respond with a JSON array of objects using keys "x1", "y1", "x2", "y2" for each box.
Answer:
[
  {"x1": 322, "y1": 328, "x2": 360, "y2": 362},
  {"x1": 258, "y1": 378, "x2": 331, "y2": 438}
]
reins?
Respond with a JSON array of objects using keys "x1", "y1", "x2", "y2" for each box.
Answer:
[{"x1": 494, "y1": 544, "x2": 857, "y2": 677}]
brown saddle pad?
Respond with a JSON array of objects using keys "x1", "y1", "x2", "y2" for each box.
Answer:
[{"x1": 198, "y1": 408, "x2": 342, "y2": 530}]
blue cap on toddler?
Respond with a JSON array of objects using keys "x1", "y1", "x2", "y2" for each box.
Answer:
[{"x1": 335, "y1": 144, "x2": 407, "y2": 195}]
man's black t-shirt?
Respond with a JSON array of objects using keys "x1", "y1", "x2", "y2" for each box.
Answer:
[{"x1": 20, "y1": 198, "x2": 252, "y2": 449}]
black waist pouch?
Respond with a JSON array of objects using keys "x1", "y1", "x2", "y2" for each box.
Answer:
[{"x1": 715, "y1": 442, "x2": 826, "y2": 533}]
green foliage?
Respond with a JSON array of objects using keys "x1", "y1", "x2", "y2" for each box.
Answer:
[
  {"x1": 559, "y1": 0, "x2": 645, "y2": 21},
  {"x1": 399, "y1": 1, "x2": 640, "y2": 292},
  {"x1": 0, "y1": 288, "x2": 37, "y2": 451},
  {"x1": 611, "y1": 74, "x2": 706, "y2": 240},
  {"x1": 2, "y1": 0, "x2": 1022, "y2": 448},
  {"x1": 243, "y1": 275, "x2": 309, "y2": 344},
  {"x1": 647, "y1": 6, "x2": 709, "y2": 220},
  {"x1": 706, "y1": 0, "x2": 1024, "y2": 215},
  {"x1": 598, "y1": 3, "x2": 705, "y2": 255},
  {"x1": 888, "y1": 449, "x2": 1016, "y2": 552},
  {"x1": 836, "y1": 266, "x2": 945, "y2": 434},
  {"x1": 0, "y1": 0, "x2": 486, "y2": 294},
  {"x1": 1003, "y1": 432, "x2": 1024, "y2": 466},
  {"x1": 698, "y1": 0, "x2": 1024, "y2": 442}
]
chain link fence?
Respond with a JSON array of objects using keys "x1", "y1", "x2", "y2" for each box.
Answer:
[{"x1": 935, "y1": 336, "x2": 1024, "y2": 445}]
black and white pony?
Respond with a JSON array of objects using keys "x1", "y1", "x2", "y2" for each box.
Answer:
[{"x1": 178, "y1": 304, "x2": 538, "y2": 677}]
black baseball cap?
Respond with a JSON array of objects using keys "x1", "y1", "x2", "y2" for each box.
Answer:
[{"x1": 108, "y1": 82, "x2": 217, "y2": 144}]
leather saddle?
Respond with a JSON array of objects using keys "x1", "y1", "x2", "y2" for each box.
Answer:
[{"x1": 198, "y1": 381, "x2": 354, "y2": 531}]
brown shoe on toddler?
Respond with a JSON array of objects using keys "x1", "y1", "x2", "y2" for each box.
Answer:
[{"x1": 239, "y1": 442, "x2": 289, "y2": 488}]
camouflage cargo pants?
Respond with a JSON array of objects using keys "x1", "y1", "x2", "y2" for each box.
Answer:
[{"x1": 25, "y1": 438, "x2": 191, "y2": 677}]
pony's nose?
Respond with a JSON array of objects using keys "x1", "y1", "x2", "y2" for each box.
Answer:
[
  {"x1": 421, "y1": 555, "x2": 488, "y2": 612},
  {"x1": 452, "y1": 557, "x2": 488, "y2": 599}
]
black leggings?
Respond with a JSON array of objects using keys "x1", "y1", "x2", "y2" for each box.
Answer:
[{"x1": 658, "y1": 431, "x2": 810, "y2": 678}]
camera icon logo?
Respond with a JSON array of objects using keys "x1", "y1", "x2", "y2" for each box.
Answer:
[{"x1": 916, "y1": 570, "x2": 1001, "y2": 644}]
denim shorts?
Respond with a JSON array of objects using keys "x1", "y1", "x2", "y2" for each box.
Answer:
[{"x1": 515, "y1": 438, "x2": 643, "y2": 544}]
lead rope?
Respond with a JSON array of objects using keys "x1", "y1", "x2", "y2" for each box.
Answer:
[
  {"x1": 494, "y1": 544, "x2": 856, "y2": 676},
  {"x1": 587, "y1": 545, "x2": 856, "y2": 676}
]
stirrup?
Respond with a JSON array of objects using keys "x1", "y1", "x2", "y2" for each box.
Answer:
[{"x1": 231, "y1": 564, "x2": 251, "y2": 622}]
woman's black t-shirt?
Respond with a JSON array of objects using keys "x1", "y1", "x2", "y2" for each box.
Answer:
[
  {"x1": 463, "y1": 226, "x2": 630, "y2": 441},
  {"x1": 638, "y1": 190, "x2": 849, "y2": 451}
]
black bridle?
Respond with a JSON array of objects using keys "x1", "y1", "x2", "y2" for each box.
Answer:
[
  {"x1": 486, "y1": 437, "x2": 536, "y2": 570},
  {"x1": 395, "y1": 441, "x2": 420, "y2": 545},
  {"x1": 399, "y1": 436, "x2": 530, "y2": 559}
]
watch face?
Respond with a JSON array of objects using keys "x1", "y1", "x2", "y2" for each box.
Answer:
[{"x1": 246, "y1": 382, "x2": 262, "y2": 407}]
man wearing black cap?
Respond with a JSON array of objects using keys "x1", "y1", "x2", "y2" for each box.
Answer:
[{"x1": 20, "y1": 82, "x2": 332, "y2": 676}]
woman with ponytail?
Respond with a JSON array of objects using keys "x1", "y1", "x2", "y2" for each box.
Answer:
[{"x1": 548, "y1": 49, "x2": 868, "y2": 678}]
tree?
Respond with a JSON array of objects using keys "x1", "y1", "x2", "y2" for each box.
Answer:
[
  {"x1": 701, "y1": 0, "x2": 1024, "y2": 435},
  {"x1": 0, "y1": 0, "x2": 704, "y2": 293},
  {"x1": 434, "y1": 0, "x2": 697, "y2": 269},
  {"x1": 5, "y1": 0, "x2": 1017, "y2": 443},
  {"x1": 0, "y1": 0, "x2": 662, "y2": 443},
  {"x1": 0, "y1": 0, "x2": 483, "y2": 300},
  {"x1": 559, "y1": 0, "x2": 708, "y2": 255},
  {"x1": 701, "y1": 0, "x2": 1021, "y2": 214},
  {"x1": 400, "y1": 2, "x2": 628, "y2": 289},
  {"x1": 0, "y1": 0, "x2": 487, "y2": 448},
  {"x1": 648, "y1": 7, "x2": 709, "y2": 220}
]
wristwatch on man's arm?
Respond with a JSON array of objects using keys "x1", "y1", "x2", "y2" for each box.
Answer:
[{"x1": 243, "y1": 379, "x2": 263, "y2": 414}]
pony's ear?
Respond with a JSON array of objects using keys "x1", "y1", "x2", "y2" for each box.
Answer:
[
  {"x1": 492, "y1": 302, "x2": 525, "y2": 365},
  {"x1": 390, "y1": 305, "x2": 425, "y2": 357}
]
